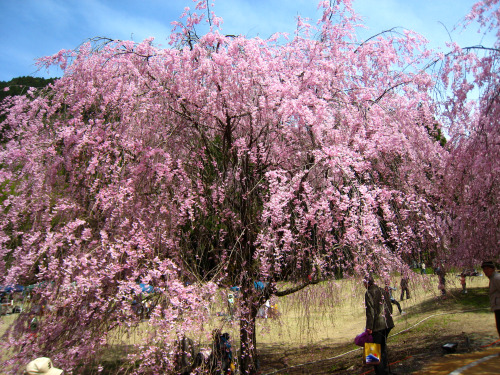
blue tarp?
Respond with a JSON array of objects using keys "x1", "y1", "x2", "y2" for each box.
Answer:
[
  {"x1": 0, "y1": 285, "x2": 24, "y2": 293},
  {"x1": 254, "y1": 281, "x2": 266, "y2": 290},
  {"x1": 139, "y1": 283, "x2": 154, "y2": 293},
  {"x1": 230, "y1": 282, "x2": 268, "y2": 291}
]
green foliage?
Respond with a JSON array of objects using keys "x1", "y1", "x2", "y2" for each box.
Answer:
[
  {"x1": 0, "y1": 76, "x2": 57, "y2": 145},
  {"x1": 0, "y1": 76, "x2": 56, "y2": 102},
  {"x1": 424, "y1": 122, "x2": 447, "y2": 147}
]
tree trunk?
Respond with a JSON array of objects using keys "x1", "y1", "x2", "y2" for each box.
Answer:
[{"x1": 239, "y1": 295, "x2": 258, "y2": 374}]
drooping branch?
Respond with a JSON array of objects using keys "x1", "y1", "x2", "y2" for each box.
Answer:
[{"x1": 274, "y1": 278, "x2": 322, "y2": 297}]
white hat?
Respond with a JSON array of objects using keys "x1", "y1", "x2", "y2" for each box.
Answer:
[{"x1": 26, "y1": 357, "x2": 63, "y2": 375}]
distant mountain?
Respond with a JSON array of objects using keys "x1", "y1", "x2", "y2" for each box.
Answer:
[{"x1": 0, "y1": 76, "x2": 56, "y2": 102}]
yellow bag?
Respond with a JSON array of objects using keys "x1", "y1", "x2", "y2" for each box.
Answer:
[{"x1": 364, "y1": 342, "x2": 381, "y2": 365}]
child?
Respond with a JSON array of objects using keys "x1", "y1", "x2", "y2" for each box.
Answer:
[{"x1": 385, "y1": 286, "x2": 405, "y2": 315}]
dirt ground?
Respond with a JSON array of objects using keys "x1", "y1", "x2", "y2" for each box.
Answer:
[{"x1": 253, "y1": 275, "x2": 498, "y2": 374}]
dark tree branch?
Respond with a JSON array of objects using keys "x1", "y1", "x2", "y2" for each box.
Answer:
[{"x1": 274, "y1": 278, "x2": 322, "y2": 297}]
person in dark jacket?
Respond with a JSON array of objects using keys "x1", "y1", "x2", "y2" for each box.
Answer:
[
  {"x1": 400, "y1": 276, "x2": 410, "y2": 301},
  {"x1": 481, "y1": 261, "x2": 500, "y2": 337},
  {"x1": 364, "y1": 275, "x2": 395, "y2": 375}
]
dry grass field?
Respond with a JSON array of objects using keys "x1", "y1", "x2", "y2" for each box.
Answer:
[
  {"x1": 254, "y1": 274, "x2": 496, "y2": 374},
  {"x1": 1, "y1": 272, "x2": 497, "y2": 374}
]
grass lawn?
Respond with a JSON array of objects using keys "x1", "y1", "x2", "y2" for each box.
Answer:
[{"x1": 1, "y1": 273, "x2": 495, "y2": 374}]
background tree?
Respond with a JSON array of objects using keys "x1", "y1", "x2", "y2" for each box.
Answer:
[
  {"x1": 1, "y1": 1, "x2": 448, "y2": 373},
  {"x1": 438, "y1": 0, "x2": 500, "y2": 266},
  {"x1": 0, "y1": 76, "x2": 55, "y2": 102},
  {"x1": 0, "y1": 76, "x2": 55, "y2": 143}
]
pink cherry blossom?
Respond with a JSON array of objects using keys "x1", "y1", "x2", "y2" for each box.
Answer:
[{"x1": 1, "y1": 0, "x2": 497, "y2": 374}]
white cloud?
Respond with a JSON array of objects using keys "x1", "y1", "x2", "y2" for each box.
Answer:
[
  {"x1": 0, "y1": 0, "x2": 492, "y2": 80},
  {"x1": 74, "y1": 0, "x2": 172, "y2": 42}
]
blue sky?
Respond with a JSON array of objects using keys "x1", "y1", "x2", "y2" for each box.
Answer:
[{"x1": 0, "y1": 0, "x2": 489, "y2": 81}]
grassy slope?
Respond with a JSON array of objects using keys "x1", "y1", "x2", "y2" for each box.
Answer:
[{"x1": 258, "y1": 276, "x2": 495, "y2": 374}]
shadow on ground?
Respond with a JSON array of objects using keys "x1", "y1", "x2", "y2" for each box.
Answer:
[{"x1": 258, "y1": 287, "x2": 494, "y2": 375}]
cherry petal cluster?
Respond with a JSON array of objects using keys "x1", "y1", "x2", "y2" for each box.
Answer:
[
  {"x1": 438, "y1": 0, "x2": 500, "y2": 266},
  {"x1": 0, "y1": 0, "x2": 458, "y2": 373}
]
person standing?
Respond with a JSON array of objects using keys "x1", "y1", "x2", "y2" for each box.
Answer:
[
  {"x1": 227, "y1": 292, "x2": 235, "y2": 320},
  {"x1": 460, "y1": 273, "x2": 467, "y2": 294},
  {"x1": 421, "y1": 262, "x2": 426, "y2": 275},
  {"x1": 400, "y1": 276, "x2": 410, "y2": 301},
  {"x1": 436, "y1": 266, "x2": 446, "y2": 296},
  {"x1": 480, "y1": 261, "x2": 500, "y2": 337},
  {"x1": 364, "y1": 275, "x2": 394, "y2": 375}
]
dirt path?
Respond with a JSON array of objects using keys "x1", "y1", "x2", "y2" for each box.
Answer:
[{"x1": 413, "y1": 345, "x2": 500, "y2": 375}]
